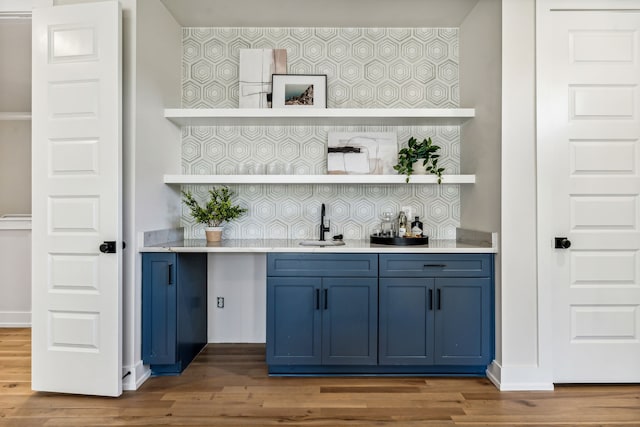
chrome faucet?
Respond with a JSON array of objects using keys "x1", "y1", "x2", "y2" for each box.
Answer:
[{"x1": 319, "y1": 203, "x2": 330, "y2": 241}]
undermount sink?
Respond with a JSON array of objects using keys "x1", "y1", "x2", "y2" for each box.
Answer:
[{"x1": 299, "y1": 239, "x2": 346, "y2": 246}]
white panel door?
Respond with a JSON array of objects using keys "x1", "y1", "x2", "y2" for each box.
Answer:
[
  {"x1": 32, "y1": 1, "x2": 122, "y2": 396},
  {"x1": 538, "y1": 3, "x2": 640, "y2": 382}
]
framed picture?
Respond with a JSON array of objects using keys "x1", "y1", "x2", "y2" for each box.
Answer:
[
  {"x1": 271, "y1": 74, "x2": 327, "y2": 108},
  {"x1": 327, "y1": 132, "x2": 398, "y2": 175}
]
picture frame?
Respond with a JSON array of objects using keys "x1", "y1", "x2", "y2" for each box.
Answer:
[
  {"x1": 327, "y1": 132, "x2": 398, "y2": 175},
  {"x1": 271, "y1": 74, "x2": 327, "y2": 108}
]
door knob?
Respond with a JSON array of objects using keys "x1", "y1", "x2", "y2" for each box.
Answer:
[
  {"x1": 554, "y1": 237, "x2": 571, "y2": 249},
  {"x1": 99, "y1": 241, "x2": 117, "y2": 253}
]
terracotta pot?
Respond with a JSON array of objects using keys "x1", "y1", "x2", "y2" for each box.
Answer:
[{"x1": 205, "y1": 226, "x2": 223, "y2": 242}]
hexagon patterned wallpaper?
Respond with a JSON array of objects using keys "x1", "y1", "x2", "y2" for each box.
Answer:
[
  {"x1": 181, "y1": 27, "x2": 462, "y2": 240},
  {"x1": 183, "y1": 27, "x2": 459, "y2": 108}
]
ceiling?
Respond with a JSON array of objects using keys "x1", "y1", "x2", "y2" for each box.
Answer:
[{"x1": 159, "y1": 0, "x2": 480, "y2": 28}]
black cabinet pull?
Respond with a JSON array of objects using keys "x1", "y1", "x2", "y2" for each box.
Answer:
[
  {"x1": 437, "y1": 289, "x2": 442, "y2": 310},
  {"x1": 324, "y1": 289, "x2": 328, "y2": 310},
  {"x1": 167, "y1": 264, "x2": 174, "y2": 286},
  {"x1": 315, "y1": 289, "x2": 320, "y2": 310},
  {"x1": 423, "y1": 264, "x2": 446, "y2": 268},
  {"x1": 429, "y1": 289, "x2": 433, "y2": 310}
]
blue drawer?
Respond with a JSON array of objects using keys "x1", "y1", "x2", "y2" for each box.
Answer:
[
  {"x1": 379, "y1": 254, "x2": 492, "y2": 278},
  {"x1": 268, "y1": 253, "x2": 378, "y2": 277}
]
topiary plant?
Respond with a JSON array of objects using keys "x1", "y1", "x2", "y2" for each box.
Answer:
[{"x1": 182, "y1": 186, "x2": 247, "y2": 227}]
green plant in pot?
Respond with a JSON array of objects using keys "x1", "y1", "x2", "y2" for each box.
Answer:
[
  {"x1": 182, "y1": 186, "x2": 247, "y2": 242},
  {"x1": 393, "y1": 136, "x2": 445, "y2": 183}
]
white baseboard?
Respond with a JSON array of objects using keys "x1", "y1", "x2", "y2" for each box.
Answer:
[
  {"x1": 0, "y1": 311, "x2": 31, "y2": 327},
  {"x1": 122, "y1": 360, "x2": 151, "y2": 391},
  {"x1": 486, "y1": 360, "x2": 554, "y2": 391}
]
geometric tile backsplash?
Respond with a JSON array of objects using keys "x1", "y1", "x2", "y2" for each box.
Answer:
[
  {"x1": 182, "y1": 27, "x2": 459, "y2": 108},
  {"x1": 181, "y1": 27, "x2": 461, "y2": 240}
]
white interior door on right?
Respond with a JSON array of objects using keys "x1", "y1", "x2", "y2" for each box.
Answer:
[{"x1": 538, "y1": 2, "x2": 640, "y2": 383}]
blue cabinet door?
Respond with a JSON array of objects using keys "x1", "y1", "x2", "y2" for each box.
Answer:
[
  {"x1": 434, "y1": 278, "x2": 492, "y2": 366},
  {"x1": 266, "y1": 277, "x2": 322, "y2": 365},
  {"x1": 322, "y1": 277, "x2": 378, "y2": 365},
  {"x1": 142, "y1": 253, "x2": 177, "y2": 365},
  {"x1": 379, "y1": 278, "x2": 435, "y2": 365},
  {"x1": 142, "y1": 252, "x2": 207, "y2": 374}
]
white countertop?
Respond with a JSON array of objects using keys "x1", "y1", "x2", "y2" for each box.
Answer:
[{"x1": 140, "y1": 238, "x2": 497, "y2": 253}]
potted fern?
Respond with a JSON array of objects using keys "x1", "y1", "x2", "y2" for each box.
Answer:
[
  {"x1": 393, "y1": 136, "x2": 445, "y2": 183},
  {"x1": 182, "y1": 186, "x2": 247, "y2": 242}
]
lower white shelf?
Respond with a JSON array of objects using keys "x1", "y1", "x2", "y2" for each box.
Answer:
[{"x1": 164, "y1": 174, "x2": 476, "y2": 185}]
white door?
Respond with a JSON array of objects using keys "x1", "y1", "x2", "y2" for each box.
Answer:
[
  {"x1": 31, "y1": 1, "x2": 122, "y2": 396},
  {"x1": 538, "y1": 2, "x2": 640, "y2": 382}
]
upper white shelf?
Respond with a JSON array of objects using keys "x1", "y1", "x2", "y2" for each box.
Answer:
[
  {"x1": 164, "y1": 108, "x2": 475, "y2": 126},
  {"x1": 0, "y1": 112, "x2": 31, "y2": 121},
  {"x1": 164, "y1": 174, "x2": 476, "y2": 185}
]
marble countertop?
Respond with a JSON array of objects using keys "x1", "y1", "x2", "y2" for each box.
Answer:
[{"x1": 140, "y1": 238, "x2": 497, "y2": 254}]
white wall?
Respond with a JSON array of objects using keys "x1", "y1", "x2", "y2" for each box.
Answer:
[
  {"x1": 208, "y1": 254, "x2": 266, "y2": 343},
  {"x1": 459, "y1": 0, "x2": 503, "y2": 368},
  {"x1": 489, "y1": 0, "x2": 553, "y2": 390},
  {"x1": 0, "y1": 229, "x2": 31, "y2": 326},
  {"x1": 121, "y1": 0, "x2": 182, "y2": 390}
]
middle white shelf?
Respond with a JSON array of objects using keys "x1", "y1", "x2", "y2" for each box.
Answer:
[{"x1": 164, "y1": 174, "x2": 476, "y2": 185}]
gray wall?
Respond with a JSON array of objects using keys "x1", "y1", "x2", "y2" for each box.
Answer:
[{"x1": 0, "y1": 19, "x2": 32, "y2": 215}]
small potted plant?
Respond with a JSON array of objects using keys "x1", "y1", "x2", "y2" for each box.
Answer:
[
  {"x1": 182, "y1": 186, "x2": 247, "y2": 242},
  {"x1": 393, "y1": 136, "x2": 445, "y2": 183}
]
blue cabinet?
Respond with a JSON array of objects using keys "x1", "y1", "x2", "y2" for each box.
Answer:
[
  {"x1": 142, "y1": 253, "x2": 207, "y2": 375},
  {"x1": 267, "y1": 254, "x2": 378, "y2": 368},
  {"x1": 379, "y1": 254, "x2": 494, "y2": 371},
  {"x1": 267, "y1": 252, "x2": 494, "y2": 375}
]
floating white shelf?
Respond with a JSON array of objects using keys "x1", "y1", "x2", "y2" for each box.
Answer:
[
  {"x1": 164, "y1": 108, "x2": 475, "y2": 126},
  {"x1": 0, "y1": 112, "x2": 31, "y2": 121},
  {"x1": 164, "y1": 174, "x2": 476, "y2": 185}
]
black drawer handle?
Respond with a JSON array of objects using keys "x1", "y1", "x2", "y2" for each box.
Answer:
[
  {"x1": 437, "y1": 289, "x2": 442, "y2": 310},
  {"x1": 167, "y1": 264, "x2": 174, "y2": 286},
  {"x1": 429, "y1": 289, "x2": 433, "y2": 310},
  {"x1": 424, "y1": 264, "x2": 446, "y2": 268},
  {"x1": 315, "y1": 289, "x2": 320, "y2": 310},
  {"x1": 324, "y1": 289, "x2": 328, "y2": 310}
]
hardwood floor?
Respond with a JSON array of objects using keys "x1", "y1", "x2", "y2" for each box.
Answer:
[{"x1": 1, "y1": 328, "x2": 640, "y2": 426}]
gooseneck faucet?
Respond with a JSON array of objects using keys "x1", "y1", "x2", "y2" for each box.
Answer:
[{"x1": 319, "y1": 203, "x2": 330, "y2": 241}]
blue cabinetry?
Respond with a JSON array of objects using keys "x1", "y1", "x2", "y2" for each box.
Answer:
[
  {"x1": 379, "y1": 254, "x2": 494, "y2": 373},
  {"x1": 268, "y1": 252, "x2": 494, "y2": 375},
  {"x1": 142, "y1": 253, "x2": 208, "y2": 375},
  {"x1": 267, "y1": 254, "x2": 378, "y2": 370}
]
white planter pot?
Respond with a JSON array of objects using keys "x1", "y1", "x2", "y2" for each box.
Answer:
[
  {"x1": 412, "y1": 159, "x2": 428, "y2": 175},
  {"x1": 204, "y1": 226, "x2": 223, "y2": 242}
]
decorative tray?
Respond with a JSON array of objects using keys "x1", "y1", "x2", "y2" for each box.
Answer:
[{"x1": 369, "y1": 235, "x2": 429, "y2": 246}]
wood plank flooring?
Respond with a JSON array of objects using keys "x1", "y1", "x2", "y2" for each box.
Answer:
[{"x1": 1, "y1": 328, "x2": 640, "y2": 426}]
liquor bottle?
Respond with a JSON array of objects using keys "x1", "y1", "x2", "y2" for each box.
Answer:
[
  {"x1": 397, "y1": 211, "x2": 408, "y2": 238},
  {"x1": 411, "y1": 216, "x2": 423, "y2": 237}
]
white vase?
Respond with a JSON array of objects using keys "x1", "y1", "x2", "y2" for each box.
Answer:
[{"x1": 204, "y1": 226, "x2": 223, "y2": 242}]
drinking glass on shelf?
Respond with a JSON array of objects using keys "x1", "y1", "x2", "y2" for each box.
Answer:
[
  {"x1": 284, "y1": 162, "x2": 294, "y2": 175},
  {"x1": 237, "y1": 162, "x2": 249, "y2": 175},
  {"x1": 268, "y1": 161, "x2": 281, "y2": 175},
  {"x1": 255, "y1": 163, "x2": 265, "y2": 175}
]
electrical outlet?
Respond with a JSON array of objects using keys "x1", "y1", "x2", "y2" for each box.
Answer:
[{"x1": 216, "y1": 297, "x2": 224, "y2": 308}]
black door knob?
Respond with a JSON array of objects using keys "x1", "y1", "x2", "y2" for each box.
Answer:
[
  {"x1": 99, "y1": 241, "x2": 117, "y2": 253},
  {"x1": 554, "y1": 237, "x2": 571, "y2": 249}
]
